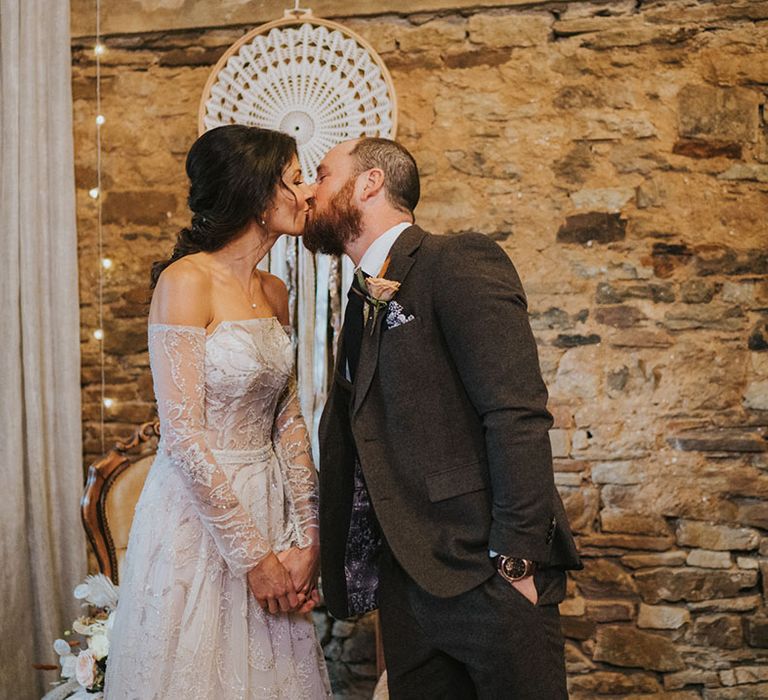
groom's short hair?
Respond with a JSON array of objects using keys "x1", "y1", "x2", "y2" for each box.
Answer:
[{"x1": 350, "y1": 137, "x2": 420, "y2": 214}]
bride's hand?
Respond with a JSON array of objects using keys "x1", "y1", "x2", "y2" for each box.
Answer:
[
  {"x1": 247, "y1": 551, "x2": 300, "y2": 614},
  {"x1": 277, "y1": 545, "x2": 320, "y2": 612}
]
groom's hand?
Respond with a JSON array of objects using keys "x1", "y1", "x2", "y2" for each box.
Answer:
[
  {"x1": 277, "y1": 545, "x2": 320, "y2": 612},
  {"x1": 247, "y1": 551, "x2": 300, "y2": 614},
  {"x1": 511, "y1": 575, "x2": 538, "y2": 606}
]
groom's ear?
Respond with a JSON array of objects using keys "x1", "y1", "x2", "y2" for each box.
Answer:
[{"x1": 358, "y1": 167, "x2": 386, "y2": 202}]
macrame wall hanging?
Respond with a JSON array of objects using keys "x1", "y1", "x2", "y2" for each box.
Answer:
[{"x1": 198, "y1": 3, "x2": 397, "y2": 452}]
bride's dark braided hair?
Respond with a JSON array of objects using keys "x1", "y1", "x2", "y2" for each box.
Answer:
[{"x1": 151, "y1": 125, "x2": 298, "y2": 288}]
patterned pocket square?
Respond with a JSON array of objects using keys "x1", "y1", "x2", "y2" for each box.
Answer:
[{"x1": 386, "y1": 300, "x2": 415, "y2": 329}]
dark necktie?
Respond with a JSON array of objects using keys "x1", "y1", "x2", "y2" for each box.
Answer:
[{"x1": 343, "y1": 272, "x2": 368, "y2": 382}]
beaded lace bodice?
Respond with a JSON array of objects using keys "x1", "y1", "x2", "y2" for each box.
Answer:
[{"x1": 147, "y1": 317, "x2": 319, "y2": 576}]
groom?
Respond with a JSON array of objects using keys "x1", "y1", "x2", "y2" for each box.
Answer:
[{"x1": 304, "y1": 138, "x2": 581, "y2": 699}]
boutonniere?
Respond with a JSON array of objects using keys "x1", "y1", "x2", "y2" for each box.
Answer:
[{"x1": 356, "y1": 269, "x2": 400, "y2": 333}]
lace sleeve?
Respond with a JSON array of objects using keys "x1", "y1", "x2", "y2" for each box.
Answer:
[
  {"x1": 149, "y1": 324, "x2": 271, "y2": 576},
  {"x1": 272, "y1": 373, "x2": 319, "y2": 548}
]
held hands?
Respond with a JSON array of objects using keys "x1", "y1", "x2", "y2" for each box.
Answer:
[
  {"x1": 278, "y1": 544, "x2": 321, "y2": 614},
  {"x1": 247, "y1": 552, "x2": 300, "y2": 614},
  {"x1": 247, "y1": 546, "x2": 320, "y2": 615}
]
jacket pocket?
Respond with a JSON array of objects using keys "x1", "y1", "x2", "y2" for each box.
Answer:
[{"x1": 425, "y1": 461, "x2": 487, "y2": 502}]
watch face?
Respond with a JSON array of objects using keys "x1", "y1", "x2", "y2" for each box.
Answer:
[{"x1": 502, "y1": 558, "x2": 528, "y2": 580}]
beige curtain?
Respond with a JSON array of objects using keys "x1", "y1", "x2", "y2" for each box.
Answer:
[{"x1": 0, "y1": 0, "x2": 87, "y2": 697}]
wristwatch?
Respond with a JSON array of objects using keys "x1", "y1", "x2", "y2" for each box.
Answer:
[{"x1": 493, "y1": 555, "x2": 536, "y2": 583}]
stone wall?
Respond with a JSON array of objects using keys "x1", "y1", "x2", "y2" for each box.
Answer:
[{"x1": 72, "y1": 1, "x2": 768, "y2": 697}]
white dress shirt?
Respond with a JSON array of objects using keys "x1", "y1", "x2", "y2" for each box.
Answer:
[{"x1": 357, "y1": 221, "x2": 412, "y2": 277}]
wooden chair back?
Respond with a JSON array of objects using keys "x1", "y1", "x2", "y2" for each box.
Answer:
[{"x1": 81, "y1": 421, "x2": 159, "y2": 584}]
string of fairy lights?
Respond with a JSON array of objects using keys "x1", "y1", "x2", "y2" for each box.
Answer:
[{"x1": 89, "y1": 0, "x2": 112, "y2": 452}]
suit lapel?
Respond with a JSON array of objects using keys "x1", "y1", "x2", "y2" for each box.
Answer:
[{"x1": 351, "y1": 225, "x2": 426, "y2": 417}]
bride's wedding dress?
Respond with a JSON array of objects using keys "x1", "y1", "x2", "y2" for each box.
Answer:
[{"x1": 104, "y1": 318, "x2": 331, "y2": 699}]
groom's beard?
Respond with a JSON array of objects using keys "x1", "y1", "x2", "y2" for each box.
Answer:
[{"x1": 303, "y1": 178, "x2": 362, "y2": 256}]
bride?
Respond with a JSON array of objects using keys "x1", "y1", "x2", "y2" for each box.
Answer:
[{"x1": 105, "y1": 125, "x2": 331, "y2": 698}]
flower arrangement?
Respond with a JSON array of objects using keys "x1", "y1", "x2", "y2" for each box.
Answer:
[{"x1": 43, "y1": 574, "x2": 119, "y2": 699}]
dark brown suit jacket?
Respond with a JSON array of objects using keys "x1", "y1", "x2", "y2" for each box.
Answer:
[{"x1": 318, "y1": 226, "x2": 581, "y2": 619}]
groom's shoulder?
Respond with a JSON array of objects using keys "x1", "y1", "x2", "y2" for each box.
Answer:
[{"x1": 415, "y1": 228, "x2": 507, "y2": 261}]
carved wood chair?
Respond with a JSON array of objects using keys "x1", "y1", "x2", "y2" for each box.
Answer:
[{"x1": 81, "y1": 421, "x2": 159, "y2": 584}]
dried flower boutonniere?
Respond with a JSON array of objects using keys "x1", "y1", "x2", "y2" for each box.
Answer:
[{"x1": 356, "y1": 269, "x2": 400, "y2": 333}]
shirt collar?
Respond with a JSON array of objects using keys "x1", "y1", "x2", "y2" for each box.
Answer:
[{"x1": 358, "y1": 222, "x2": 412, "y2": 277}]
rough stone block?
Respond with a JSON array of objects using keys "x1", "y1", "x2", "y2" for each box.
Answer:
[
  {"x1": 622, "y1": 552, "x2": 688, "y2": 569},
  {"x1": 549, "y1": 428, "x2": 571, "y2": 458},
  {"x1": 695, "y1": 245, "x2": 768, "y2": 277},
  {"x1": 692, "y1": 614, "x2": 743, "y2": 649},
  {"x1": 704, "y1": 683, "x2": 768, "y2": 699},
  {"x1": 680, "y1": 279, "x2": 716, "y2": 304},
  {"x1": 561, "y1": 615, "x2": 596, "y2": 641},
  {"x1": 661, "y1": 304, "x2": 746, "y2": 332},
  {"x1": 601, "y1": 510, "x2": 671, "y2": 536},
  {"x1": 689, "y1": 596, "x2": 762, "y2": 613},
  {"x1": 571, "y1": 559, "x2": 638, "y2": 597},
  {"x1": 585, "y1": 599, "x2": 635, "y2": 622},
  {"x1": 560, "y1": 485, "x2": 599, "y2": 534},
  {"x1": 595, "y1": 305, "x2": 647, "y2": 328},
  {"x1": 559, "y1": 596, "x2": 586, "y2": 617},
  {"x1": 637, "y1": 603, "x2": 691, "y2": 630},
  {"x1": 570, "y1": 187, "x2": 635, "y2": 212},
  {"x1": 677, "y1": 521, "x2": 761, "y2": 551},
  {"x1": 745, "y1": 616, "x2": 768, "y2": 648},
  {"x1": 635, "y1": 568, "x2": 758, "y2": 604},
  {"x1": 593, "y1": 625, "x2": 686, "y2": 671},
  {"x1": 591, "y1": 461, "x2": 646, "y2": 485},
  {"x1": 686, "y1": 549, "x2": 733, "y2": 569},
  {"x1": 468, "y1": 13, "x2": 551, "y2": 48},
  {"x1": 565, "y1": 641, "x2": 595, "y2": 674},
  {"x1": 719, "y1": 164, "x2": 768, "y2": 183},
  {"x1": 651, "y1": 242, "x2": 693, "y2": 278},
  {"x1": 398, "y1": 19, "x2": 466, "y2": 52},
  {"x1": 669, "y1": 430, "x2": 767, "y2": 453},
  {"x1": 737, "y1": 557, "x2": 759, "y2": 570},
  {"x1": 673, "y1": 138, "x2": 742, "y2": 159},
  {"x1": 678, "y1": 85, "x2": 759, "y2": 143},
  {"x1": 665, "y1": 669, "x2": 720, "y2": 690},
  {"x1": 579, "y1": 533, "x2": 675, "y2": 552},
  {"x1": 553, "y1": 333, "x2": 602, "y2": 348},
  {"x1": 556, "y1": 212, "x2": 627, "y2": 245},
  {"x1": 568, "y1": 670, "x2": 660, "y2": 695},
  {"x1": 596, "y1": 282, "x2": 675, "y2": 305}
]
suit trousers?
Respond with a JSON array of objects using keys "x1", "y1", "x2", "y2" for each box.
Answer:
[{"x1": 377, "y1": 546, "x2": 568, "y2": 700}]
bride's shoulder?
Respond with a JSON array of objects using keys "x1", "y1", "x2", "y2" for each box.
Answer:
[
  {"x1": 158, "y1": 255, "x2": 211, "y2": 291},
  {"x1": 150, "y1": 255, "x2": 212, "y2": 326}
]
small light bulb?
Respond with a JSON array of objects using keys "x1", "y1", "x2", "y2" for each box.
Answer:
[
  {"x1": 93, "y1": 329, "x2": 104, "y2": 340},
  {"x1": 89, "y1": 187, "x2": 100, "y2": 199},
  {"x1": 101, "y1": 258, "x2": 113, "y2": 269},
  {"x1": 103, "y1": 398, "x2": 114, "y2": 408},
  {"x1": 94, "y1": 43, "x2": 105, "y2": 56},
  {"x1": 96, "y1": 115, "x2": 105, "y2": 126}
]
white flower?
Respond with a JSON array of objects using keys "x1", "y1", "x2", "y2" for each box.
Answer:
[
  {"x1": 72, "y1": 617, "x2": 107, "y2": 636},
  {"x1": 61, "y1": 654, "x2": 77, "y2": 680},
  {"x1": 73, "y1": 574, "x2": 119, "y2": 609},
  {"x1": 88, "y1": 632, "x2": 109, "y2": 660},
  {"x1": 53, "y1": 638, "x2": 71, "y2": 656},
  {"x1": 53, "y1": 638, "x2": 77, "y2": 679},
  {"x1": 75, "y1": 649, "x2": 97, "y2": 688}
]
